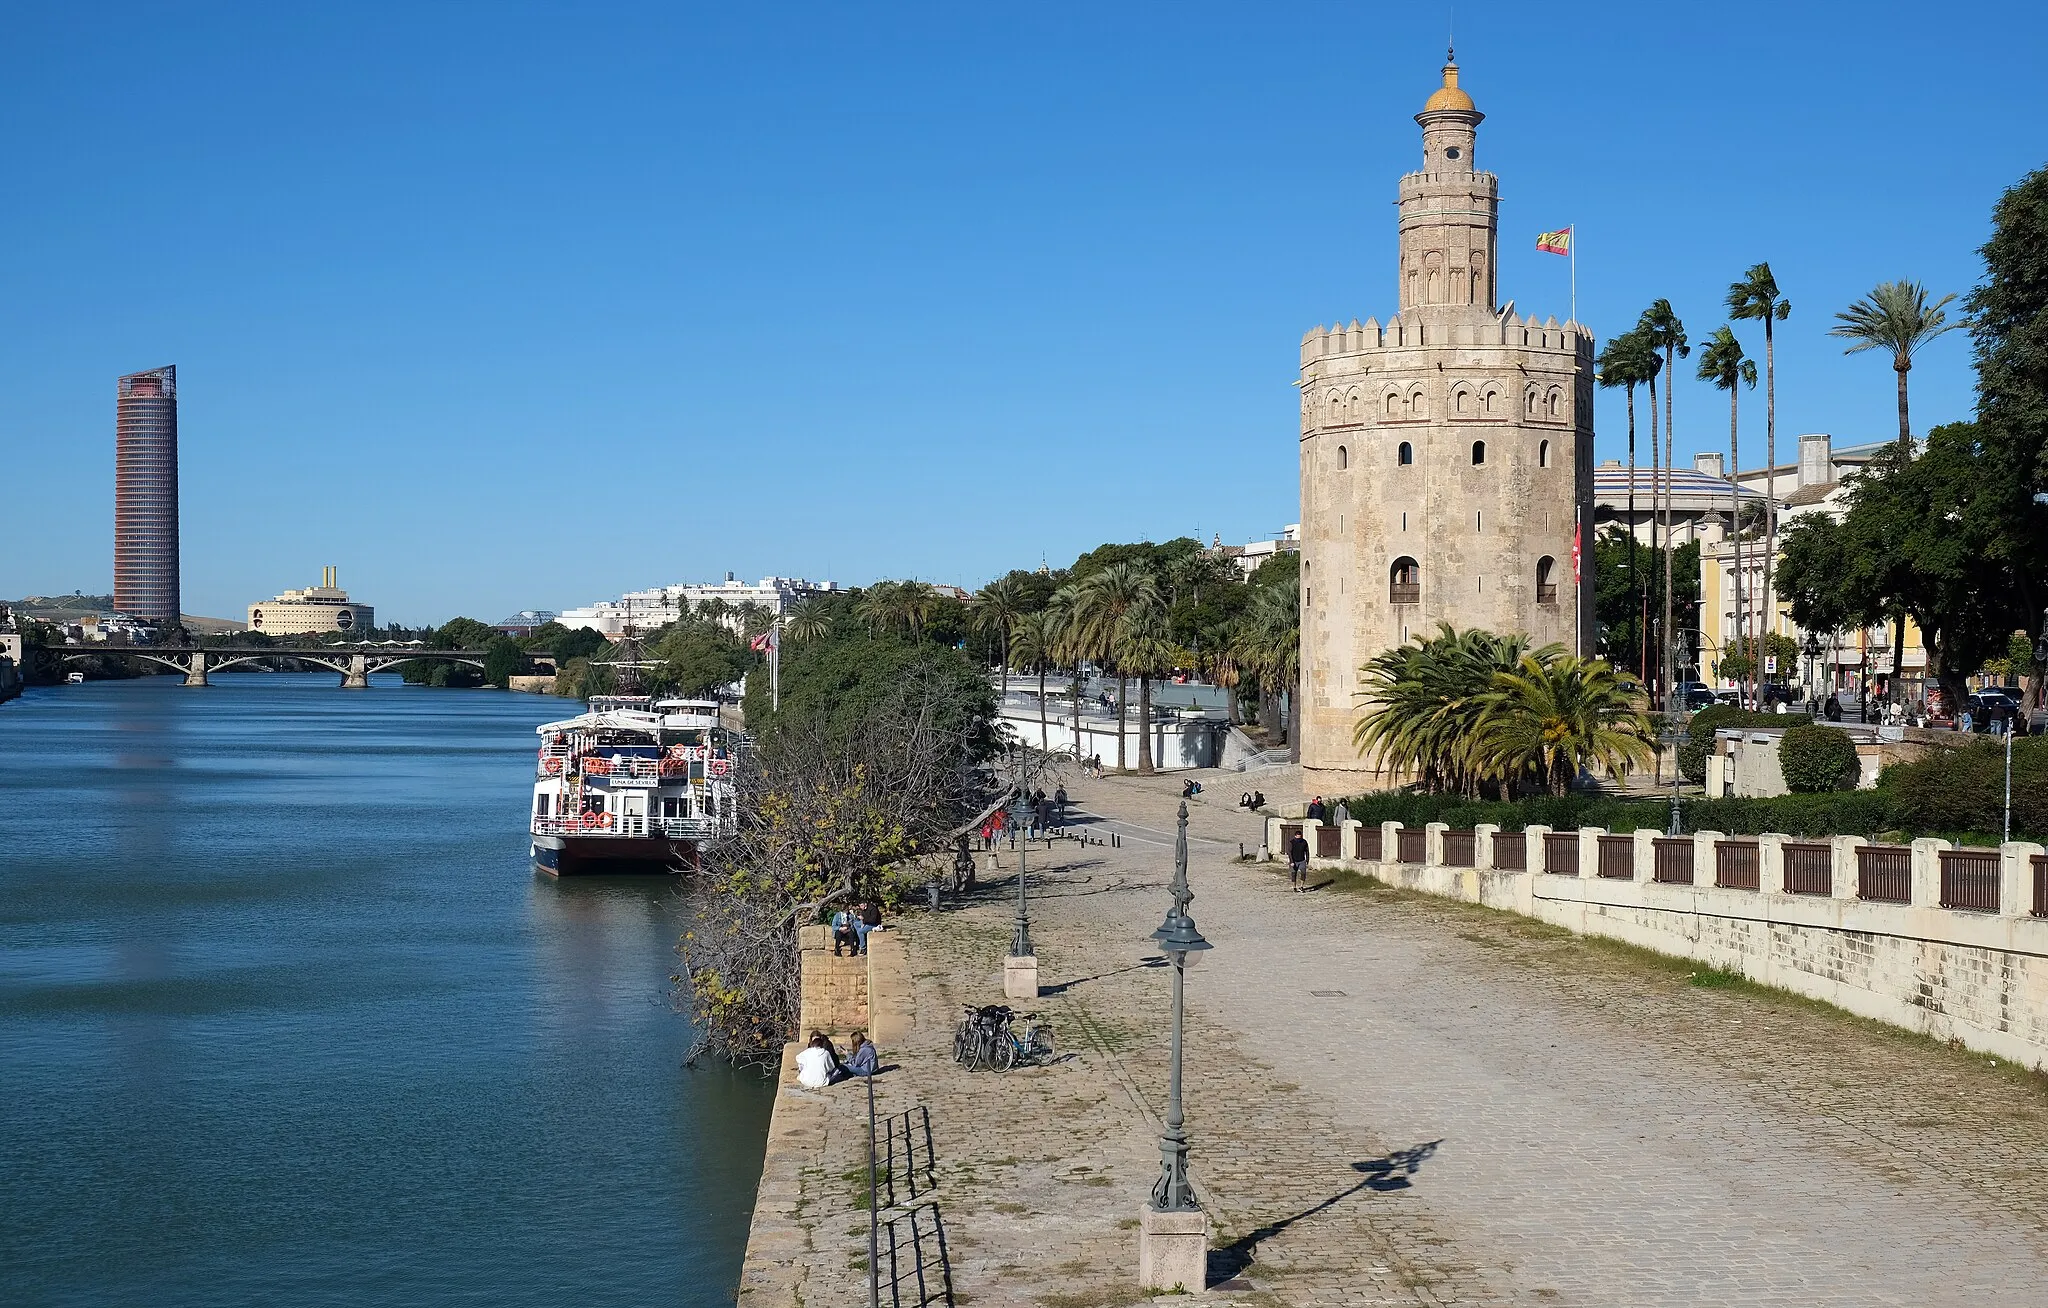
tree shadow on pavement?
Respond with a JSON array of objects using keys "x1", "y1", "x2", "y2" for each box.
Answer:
[
  {"x1": 1205, "y1": 1140, "x2": 1443, "y2": 1286},
  {"x1": 1040, "y1": 958, "x2": 1164, "y2": 995}
]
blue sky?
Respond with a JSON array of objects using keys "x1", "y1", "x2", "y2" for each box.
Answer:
[{"x1": 4, "y1": 2, "x2": 2043, "y2": 625}]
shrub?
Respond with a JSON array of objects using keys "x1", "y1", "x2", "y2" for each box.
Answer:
[
  {"x1": 1677, "y1": 708, "x2": 1803, "y2": 784},
  {"x1": 1886, "y1": 737, "x2": 2048, "y2": 841},
  {"x1": 1778, "y1": 724, "x2": 1860, "y2": 793}
]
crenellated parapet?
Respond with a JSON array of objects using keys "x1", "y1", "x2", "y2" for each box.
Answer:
[{"x1": 1300, "y1": 314, "x2": 1593, "y2": 368}]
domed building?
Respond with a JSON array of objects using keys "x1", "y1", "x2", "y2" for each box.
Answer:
[{"x1": 1296, "y1": 52, "x2": 1594, "y2": 795}]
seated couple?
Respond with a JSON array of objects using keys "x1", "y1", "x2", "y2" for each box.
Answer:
[{"x1": 794, "y1": 1029, "x2": 879, "y2": 1088}]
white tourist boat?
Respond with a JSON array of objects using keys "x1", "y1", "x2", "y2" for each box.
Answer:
[{"x1": 529, "y1": 695, "x2": 741, "y2": 876}]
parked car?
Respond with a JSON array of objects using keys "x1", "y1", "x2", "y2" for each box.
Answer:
[
  {"x1": 1679, "y1": 683, "x2": 1717, "y2": 711},
  {"x1": 1713, "y1": 688, "x2": 1741, "y2": 707},
  {"x1": 1758, "y1": 682, "x2": 1798, "y2": 707}
]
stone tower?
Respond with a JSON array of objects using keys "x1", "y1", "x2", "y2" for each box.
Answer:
[{"x1": 1296, "y1": 52, "x2": 1593, "y2": 797}]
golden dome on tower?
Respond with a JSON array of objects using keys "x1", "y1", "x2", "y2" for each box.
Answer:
[{"x1": 1421, "y1": 50, "x2": 1476, "y2": 113}]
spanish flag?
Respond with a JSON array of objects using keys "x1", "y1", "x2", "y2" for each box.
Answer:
[{"x1": 1536, "y1": 226, "x2": 1572, "y2": 256}]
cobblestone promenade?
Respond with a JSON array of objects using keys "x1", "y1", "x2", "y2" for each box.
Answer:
[{"x1": 743, "y1": 769, "x2": 2048, "y2": 1307}]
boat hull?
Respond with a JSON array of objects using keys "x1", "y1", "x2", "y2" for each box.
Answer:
[{"x1": 531, "y1": 833, "x2": 704, "y2": 877}]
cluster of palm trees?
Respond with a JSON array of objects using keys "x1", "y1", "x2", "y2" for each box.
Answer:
[
  {"x1": 1351, "y1": 624, "x2": 1653, "y2": 798},
  {"x1": 968, "y1": 562, "x2": 1300, "y2": 776},
  {"x1": 1596, "y1": 266, "x2": 1957, "y2": 709}
]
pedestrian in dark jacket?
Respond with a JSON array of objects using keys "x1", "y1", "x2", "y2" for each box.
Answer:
[
  {"x1": 1287, "y1": 833, "x2": 1310, "y2": 892},
  {"x1": 1306, "y1": 796, "x2": 1327, "y2": 823}
]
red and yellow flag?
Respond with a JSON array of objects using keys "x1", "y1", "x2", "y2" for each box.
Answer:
[{"x1": 1536, "y1": 226, "x2": 1572, "y2": 256}]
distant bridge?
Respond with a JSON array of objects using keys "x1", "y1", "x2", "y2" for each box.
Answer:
[{"x1": 54, "y1": 644, "x2": 557, "y2": 689}]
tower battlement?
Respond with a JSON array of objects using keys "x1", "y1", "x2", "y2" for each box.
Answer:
[{"x1": 1300, "y1": 315, "x2": 1592, "y2": 367}]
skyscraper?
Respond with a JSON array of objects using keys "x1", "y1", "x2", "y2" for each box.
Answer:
[{"x1": 114, "y1": 366, "x2": 181, "y2": 629}]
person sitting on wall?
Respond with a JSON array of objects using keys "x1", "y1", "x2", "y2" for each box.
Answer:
[
  {"x1": 795, "y1": 1033, "x2": 837, "y2": 1089},
  {"x1": 831, "y1": 907, "x2": 859, "y2": 957},
  {"x1": 1180, "y1": 779, "x2": 1203, "y2": 799},
  {"x1": 1238, "y1": 790, "x2": 1266, "y2": 811},
  {"x1": 855, "y1": 900, "x2": 883, "y2": 954}
]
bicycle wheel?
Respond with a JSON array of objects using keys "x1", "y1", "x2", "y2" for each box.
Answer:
[
  {"x1": 953, "y1": 1022, "x2": 972, "y2": 1065},
  {"x1": 1030, "y1": 1024, "x2": 1054, "y2": 1061},
  {"x1": 992, "y1": 1037, "x2": 1018, "y2": 1072},
  {"x1": 971, "y1": 1026, "x2": 998, "y2": 1071}
]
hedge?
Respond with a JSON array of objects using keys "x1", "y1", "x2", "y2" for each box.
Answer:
[{"x1": 1677, "y1": 707, "x2": 1809, "y2": 784}]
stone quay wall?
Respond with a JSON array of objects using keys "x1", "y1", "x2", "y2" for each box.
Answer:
[{"x1": 1269, "y1": 815, "x2": 2048, "y2": 1071}]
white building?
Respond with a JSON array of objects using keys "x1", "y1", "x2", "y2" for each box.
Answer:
[
  {"x1": 1213, "y1": 525, "x2": 1300, "y2": 578},
  {"x1": 558, "y1": 575, "x2": 839, "y2": 635},
  {"x1": 248, "y1": 568, "x2": 373, "y2": 636}
]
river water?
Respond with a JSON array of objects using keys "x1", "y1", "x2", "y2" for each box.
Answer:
[{"x1": 0, "y1": 675, "x2": 772, "y2": 1307}]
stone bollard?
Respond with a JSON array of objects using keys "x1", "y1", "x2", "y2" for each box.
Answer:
[
  {"x1": 1004, "y1": 954, "x2": 1039, "y2": 1000},
  {"x1": 1425, "y1": 821, "x2": 1448, "y2": 867},
  {"x1": 1139, "y1": 1207, "x2": 1208, "y2": 1295},
  {"x1": 1693, "y1": 831, "x2": 1725, "y2": 888},
  {"x1": 1999, "y1": 842, "x2": 2045, "y2": 920},
  {"x1": 1339, "y1": 819, "x2": 1363, "y2": 866},
  {"x1": 1577, "y1": 827, "x2": 1603, "y2": 880},
  {"x1": 1382, "y1": 821, "x2": 1403, "y2": 870},
  {"x1": 1758, "y1": 834, "x2": 1787, "y2": 896},
  {"x1": 1302, "y1": 818, "x2": 1324, "y2": 864},
  {"x1": 1524, "y1": 824, "x2": 1550, "y2": 873},
  {"x1": 1474, "y1": 823, "x2": 1498, "y2": 869},
  {"x1": 1830, "y1": 835, "x2": 1864, "y2": 901},
  {"x1": 1909, "y1": 837, "x2": 1951, "y2": 908}
]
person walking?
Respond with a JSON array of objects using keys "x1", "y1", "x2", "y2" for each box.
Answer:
[
  {"x1": 1287, "y1": 830, "x2": 1310, "y2": 893},
  {"x1": 1053, "y1": 785, "x2": 1068, "y2": 823},
  {"x1": 1306, "y1": 796, "x2": 1327, "y2": 823}
]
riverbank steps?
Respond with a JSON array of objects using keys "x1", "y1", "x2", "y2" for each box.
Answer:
[{"x1": 741, "y1": 769, "x2": 2048, "y2": 1304}]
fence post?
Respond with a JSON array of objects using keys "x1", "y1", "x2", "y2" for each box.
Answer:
[
  {"x1": 1999, "y1": 842, "x2": 2044, "y2": 920},
  {"x1": 1339, "y1": 819, "x2": 1362, "y2": 867},
  {"x1": 1631, "y1": 827, "x2": 1657, "y2": 884},
  {"x1": 1757, "y1": 834, "x2": 1786, "y2": 896},
  {"x1": 1525, "y1": 824, "x2": 1550, "y2": 873},
  {"x1": 1266, "y1": 816, "x2": 1282, "y2": 860},
  {"x1": 1909, "y1": 837, "x2": 1950, "y2": 907},
  {"x1": 1829, "y1": 835, "x2": 1863, "y2": 901},
  {"x1": 1302, "y1": 818, "x2": 1322, "y2": 862},
  {"x1": 1577, "y1": 826, "x2": 1603, "y2": 880},
  {"x1": 1474, "y1": 823, "x2": 1498, "y2": 869},
  {"x1": 1693, "y1": 830, "x2": 1724, "y2": 888},
  {"x1": 1382, "y1": 821, "x2": 1403, "y2": 869},
  {"x1": 1425, "y1": 821, "x2": 1448, "y2": 867}
]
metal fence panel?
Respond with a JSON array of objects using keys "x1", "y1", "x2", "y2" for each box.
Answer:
[
  {"x1": 1315, "y1": 825, "x2": 1341, "y2": 859},
  {"x1": 1443, "y1": 830, "x2": 1475, "y2": 868},
  {"x1": 1597, "y1": 834, "x2": 1634, "y2": 879},
  {"x1": 1782, "y1": 842, "x2": 1832, "y2": 896},
  {"x1": 1397, "y1": 828, "x2": 1426, "y2": 864},
  {"x1": 1716, "y1": 840, "x2": 1760, "y2": 891},
  {"x1": 1652, "y1": 838, "x2": 1693, "y2": 884},
  {"x1": 1491, "y1": 835, "x2": 1526, "y2": 870},
  {"x1": 1857, "y1": 845, "x2": 1911, "y2": 903},
  {"x1": 1938, "y1": 850, "x2": 2001, "y2": 912},
  {"x1": 1354, "y1": 825, "x2": 1381, "y2": 860},
  {"x1": 1543, "y1": 832, "x2": 1578, "y2": 874}
]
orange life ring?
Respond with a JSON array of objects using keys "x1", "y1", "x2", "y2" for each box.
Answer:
[
  {"x1": 580, "y1": 811, "x2": 599, "y2": 830},
  {"x1": 598, "y1": 811, "x2": 614, "y2": 829}
]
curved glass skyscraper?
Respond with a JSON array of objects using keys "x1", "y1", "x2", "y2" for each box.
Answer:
[{"x1": 114, "y1": 366, "x2": 180, "y2": 628}]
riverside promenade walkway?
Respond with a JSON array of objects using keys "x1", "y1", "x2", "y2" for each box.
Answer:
[{"x1": 741, "y1": 770, "x2": 2048, "y2": 1306}]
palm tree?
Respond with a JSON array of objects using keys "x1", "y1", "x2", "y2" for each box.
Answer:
[
  {"x1": 1234, "y1": 584, "x2": 1301, "y2": 755},
  {"x1": 970, "y1": 576, "x2": 1029, "y2": 701},
  {"x1": 1726, "y1": 263, "x2": 1791, "y2": 631},
  {"x1": 1829, "y1": 279, "x2": 1961, "y2": 701},
  {"x1": 1637, "y1": 300, "x2": 1689, "y2": 719},
  {"x1": 1071, "y1": 563, "x2": 1161, "y2": 772},
  {"x1": 1352, "y1": 623, "x2": 1531, "y2": 796},
  {"x1": 1596, "y1": 329, "x2": 1660, "y2": 683},
  {"x1": 782, "y1": 598, "x2": 830, "y2": 644},
  {"x1": 1007, "y1": 609, "x2": 1063, "y2": 755},
  {"x1": 1113, "y1": 599, "x2": 1176, "y2": 774},
  {"x1": 855, "y1": 581, "x2": 901, "y2": 637},
  {"x1": 1049, "y1": 582, "x2": 1088, "y2": 755},
  {"x1": 1829, "y1": 279, "x2": 1961, "y2": 457},
  {"x1": 1473, "y1": 653, "x2": 1654, "y2": 797},
  {"x1": 1697, "y1": 325, "x2": 1759, "y2": 705}
]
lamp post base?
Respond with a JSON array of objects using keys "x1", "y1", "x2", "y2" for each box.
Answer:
[
  {"x1": 1139, "y1": 1206, "x2": 1208, "y2": 1294},
  {"x1": 1002, "y1": 954, "x2": 1038, "y2": 1000}
]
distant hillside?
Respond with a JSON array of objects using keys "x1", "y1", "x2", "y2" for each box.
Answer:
[{"x1": 8, "y1": 595, "x2": 240, "y2": 635}]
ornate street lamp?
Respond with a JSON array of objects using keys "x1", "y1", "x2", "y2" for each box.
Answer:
[
  {"x1": 1149, "y1": 801, "x2": 1210, "y2": 1212},
  {"x1": 1140, "y1": 800, "x2": 1211, "y2": 1292},
  {"x1": 1009, "y1": 777, "x2": 1034, "y2": 960}
]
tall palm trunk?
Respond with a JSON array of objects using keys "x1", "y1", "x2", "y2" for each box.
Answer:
[
  {"x1": 1071, "y1": 667, "x2": 1084, "y2": 760},
  {"x1": 1661, "y1": 348, "x2": 1676, "y2": 720},
  {"x1": 1626, "y1": 382, "x2": 1640, "y2": 682},
  {"x1": 1729, "y1": 383, "x2": 1747, "y2": 709},
  {"x1": 1895, "y1": 358, "x2": 1913, "y2": 455},
  {"x1": 1762, "y1": 315, "x2": 1778, "y2": 656},
  {"x1": 1136, "y1": 675, "x2": 1155, "y2": 773},
  {"x1": 998, "y1": 634, "x2": 1009, "y2": 704},
  {"x1": 1891, "y1": 362, "x2": 1912, "y2": 703},
  {"x1": 1645, "y1": 369, "x2": 1661, "y2": 783},
  {"x1": 1114, "y1": 671, "x2": 1128, "y2": 772}
]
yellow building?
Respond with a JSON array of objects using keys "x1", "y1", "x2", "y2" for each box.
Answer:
[{"x1": 248, "y1": 567, "x2": 374, "y2": 636}]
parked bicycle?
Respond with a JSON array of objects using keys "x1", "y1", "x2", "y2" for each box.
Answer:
[{"x1": 952, "y1": 1004, "x2": 1054, "y2": 1072}]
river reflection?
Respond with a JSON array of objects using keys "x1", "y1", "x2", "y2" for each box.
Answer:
[{"x1": 0, "y1": 674, "x2": 770, "y2": 1308}]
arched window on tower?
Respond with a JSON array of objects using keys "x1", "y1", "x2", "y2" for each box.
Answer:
[
  {"x1": 1390, "y1": 557, "x2": 1421, "y2": 605},
  {"x1": 1471, "y1": 440, "x2": 1486, "y2": 466},
  {"x1": 1536, "y1": 556, "x2": 1559, "y2": 606},
  {"x1": 1336, "y1": 445, "x2": 1349, "y2": 470},
  {"x1": 1397, "y1": 441, "x2": 1414, "y2": 466},
  {"x1": 1549, "y1": 389, "x2": 1564, "y2": 419},
  {"x1": 1539, "y1": 439, "x2": 1551, "y2": 468},
  {"x1": 1385, "y1": 392, "x2": 1399, "y2": 418}
]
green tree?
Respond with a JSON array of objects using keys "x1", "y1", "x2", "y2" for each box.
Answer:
[
  {"x1": 1830, "y1": 280, "x2": 1962, "y2": 457},
  {"x1": 1597, "y1": 328, "x2": 1660, "y2": 682},
  {"x1": 782, "y1": 598, "x2": 831, "y2": 645},
  {"x1": 1697, "y1": 324, "x2": 1760, "y2": 700},
  {"x1": 1233, "y1": 581, "x2": 1301, "y2": 751},
  {"x1": 1474, "y1": 653, "x2": 1655, "y2": 797},
  {"x1": 1071, "y1": 562, "x2": 1161, "y2": 772},
  {"x1": 1113, "y1": 598, "x2": 1177, "y2": 774},
  {"x1": 1638, "y1": 299, "x2": 1690, "y2": 712},
  {"x1": 649, "y1": 620, "x2": 755, "y2": 698},
  {"x1": 971, "y1": 575, "x2": 1029, "y2": 700},
  {"x1": 483, "y1": 636, "x2": 529, "y2": 688},
  {"x1": 434, "y1": 617, "x2": 496, "y2": 649},
  {"x1": 1778, "y1": 723, "x2": 1859, "y2": 793},
  {"x1": 1353, "y1": 624, "x2": 1533, "y2": 797},
  {"x1": 1727, "y1": 263, "x2": 1792, "y2": 629},
  {"x1": 1007, "y1": 608, "x2": 1064, "y2": 754}
]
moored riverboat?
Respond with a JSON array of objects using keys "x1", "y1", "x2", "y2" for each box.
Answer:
[{"x1": 530, "y1": 695, "x2": 740, "y2": 876}]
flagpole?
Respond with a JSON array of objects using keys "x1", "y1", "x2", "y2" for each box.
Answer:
[
  {"x1": 771, "y1": 618, "x2": 781, "y2": 712},
  {"x1": 1570, "y1": 222, "x2": 1577, "y2": 325}
]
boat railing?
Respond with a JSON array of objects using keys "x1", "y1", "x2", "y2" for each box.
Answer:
[{"x1": 533, "y1": 814, "x2": 719, "y2": 840}]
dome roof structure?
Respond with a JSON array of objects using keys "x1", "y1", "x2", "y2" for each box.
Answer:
[{"x1": 1422, "y1": 51, "x2": 1476, "y2": 114}]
